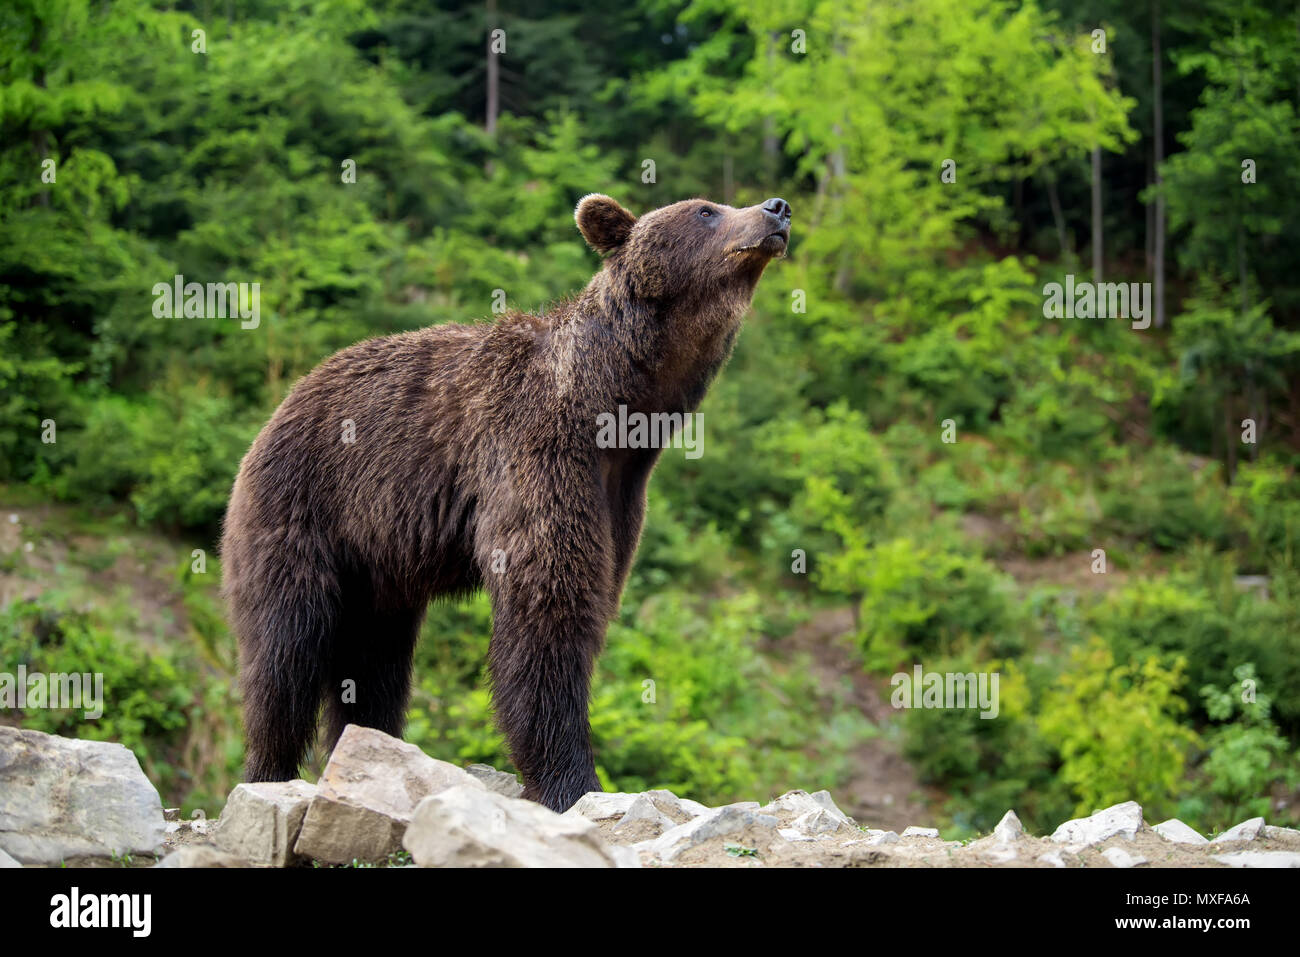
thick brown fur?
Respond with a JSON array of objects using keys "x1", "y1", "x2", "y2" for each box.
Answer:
[{"x1": 220, "y1": 194, "x2": 792, "y2": 812}]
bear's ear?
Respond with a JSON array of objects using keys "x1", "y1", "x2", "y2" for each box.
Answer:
[{"x1": 575, "y1": 194, "x2": 636, "y2": 254}]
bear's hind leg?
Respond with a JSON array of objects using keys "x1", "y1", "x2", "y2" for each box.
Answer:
[
  {"x1": 321, "y1": 603, "x2": 425, "y2": 755},
  {"x1": 239, "y1": 598, "x2": 337, "y2": 782}
]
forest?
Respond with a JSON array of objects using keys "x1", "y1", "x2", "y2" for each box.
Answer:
[{"x1": 1, "y1": 0, "x2": 1298, "y2": 839}]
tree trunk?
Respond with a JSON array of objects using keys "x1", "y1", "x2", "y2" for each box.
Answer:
[
  {"x1": 485, "y1": 0, "x2": 499, "y2": 137},
  {"x1": 1152, "y1": 0, "x2": 1166, "y2": 327},
  {"x1": 1044, "y1": 170, "x2": 1073, "y2": 265},
  {"x1": 1091, "y1": 145, "x2": 1103, "y2": 281}
]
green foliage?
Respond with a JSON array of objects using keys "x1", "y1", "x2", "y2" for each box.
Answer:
[
  {"x1": 2, "y1": 0, "x2": 1298, "y2": 833},
  {"x1": 0, "y1": 598, "x2": 194, "y2": 795},
  {"x1": 1191, "y1": 665, "x2": 1299, "y2": 829},
  {"x1": 1040, "y1": 638, "x2": 1200, "y2": 820}
]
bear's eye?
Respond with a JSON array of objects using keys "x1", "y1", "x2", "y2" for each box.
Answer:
[{"x1": 698, "y1": 207, "x2": 714, "y2": 219}]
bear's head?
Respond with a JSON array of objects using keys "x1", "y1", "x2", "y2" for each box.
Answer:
[{"x1": 575, "y1": 193, "x2": 792, "y2": 303}]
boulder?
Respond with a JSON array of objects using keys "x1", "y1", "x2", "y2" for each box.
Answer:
[
  {"x1": 759, "y1": 790, "x2": 853, "y2": 828},
  {"x1": 1263, "y1": 825, "x2": 1300, "y2": 842},
  {"x1": 994, "y1": 810, "x2": 1025, "y2": 843},
  {"x1": 1210, "y1": 817, "x2": 1265, "y2": 844},
  {"x1": 403, "y1": 785, "x2": 637, "y2": 868},
  {"x1": 1152, "y1": 819, "x2": 1208, "y2": 845},
  {"x1": 212, "y1": 780, "x2": 316, "y2": 867},
  {"x1": 293, "y1": 725, "x2": 485, "y2": 864},
  {"x1": 565, "y1": 789, "x2": 707, "y2": 826},
  {"x1": 154, "y1": 846, "x2": 252, "y2": 868},
  {"x1": 611, "y1": 794, "x2": 676, "y2": 840},
  {"x1": 902, "y1": 826, "x2": 940, "y2": 839},
  {"x1": 565, "y1": 792, "x2": 639, "y2": 822},
  {"x1": 466, "y1": 764, "x2": 524, "y2": 799},
  {"x1": 639, "y1": 804, "x2": 779, "y2": 862},
  {"x1": 0, "y1": 727, "x2": 166, "y2": 865},
  {"x1": 1050, "y1": 801, "x2": 1144, "y2": 846}
]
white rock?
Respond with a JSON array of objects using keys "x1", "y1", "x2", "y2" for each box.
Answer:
[
  {"x1": 641, "y1": 789, "x2": 710, "y2": 820},
  {"x1": 778, "y1": 828, "x2": 817, "y2": 843},
  {"x1": 1211, "y1": 817, "x2": 1265, "y2": 844},
  {"x1": 1263, "y1": 825, "x2": 1300, "y2": 842},
  {"x1": 403, "y1": 785, "x2": 636, "y2": 867},
  {"x1": 759, "y1": 790, "x2": 854, "y2": 828},
  {"x1": 465, "y1": 764, "x2": 524, "y2": 799},
  {"x1": 293, "y1": 725, "x2": 485, "y2": 864},
  {"x1": 213, "y1": 780, "x2": 317, "y2": 867},
  {"x1": 787, "y1": 808, "x2": 849, "y2": 837},
  {"x1": 994, "y1": 810, "x2": 1024, "y2": 843},
  {"x1": 1051, "y1": 801, "x2": 1144, "y2": 845},
  {"x1": 0, "y1": 847, "x2": 21, "y2": 868},
  {"x1": 1211, "y1": 851, "x2": 1300, "y2": 868},
  {"x1": 1103, "y1": 847, "x2": 1147, "y2": 868},
  {"x1": 1038, "y1": 850, "x2": 1066, "y2": 868},
  {"x1": 612, "y1": 794, "x2": 675, "y2": 836},
  {"x1": 154, "y1": 846, "x2": 251, "y2": 868},
  {"x1": 1153, "y1": 819, "x2": 1208, "y2": 845},
  {"x1": 641, "y1": 805, "x2": 777, "y2": 862},
  {"x1": 564, "y1": 792, "x2": 639, "y2": 822},
  {"x1": 0, "y1": 727, "x2": 166, "y2": 865},
  {"x1": 902, "y1": 826, "x2": 940, "y2": 839},
  {"x1": 864, "y1": 829, "x2": 899, "y2": 845}
]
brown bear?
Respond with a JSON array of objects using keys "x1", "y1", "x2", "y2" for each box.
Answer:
[{"x1": 220, "y1": 193, "x2": 792, "y2": 812}]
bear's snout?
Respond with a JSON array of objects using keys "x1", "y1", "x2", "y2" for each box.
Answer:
[{"x1": 762, "y1": 197, "x2": 792, "y2": 225}]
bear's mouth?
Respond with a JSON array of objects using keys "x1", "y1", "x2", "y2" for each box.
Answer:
[
  {"x1": 729, "y1": 227, "x2": 790, "y2": 259},
  {"x1": 764, "y1": 228, "x2": 790, "y2": 252}
]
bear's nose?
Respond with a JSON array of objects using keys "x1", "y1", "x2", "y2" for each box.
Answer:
[{"x1": 761, "y1": 197, "x2": 792, "y2": 223}]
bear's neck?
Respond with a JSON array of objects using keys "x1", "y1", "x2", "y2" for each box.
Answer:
[{"x1": 555, "y1": 271, "x2": 752, "y2": 415}]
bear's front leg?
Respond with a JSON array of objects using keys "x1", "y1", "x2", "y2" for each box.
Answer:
[{"x1": 478, "y1": 496, "x2": 615, "y2": 812}]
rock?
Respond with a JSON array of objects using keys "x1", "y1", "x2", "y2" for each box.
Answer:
[
  {"x1": 564, "y1": 792, "x2": 639, "y2": 823},
  {"x1": 403, "y1": 785, "x2": 636, "y2": 868},
  {"x1": 864, "y1": 829, "x2": 900, "y2": 845},
  {"x1": 1211, "y1": 817, "x2": 1265, "y2": 844},
  {"x1": 642, "y1": 789, "x2": 710, "y2": 822},
  {"x1": 778, "y1": 828, "x2": 817, "y2": 843},
  {"x1": 902, "y1": 826, "x2": 940, "y2": 839},
  {"x1": 163, "y1": 808, "x2": 182, "y2": 822},
  {"x1": 759, "y1": 790, "x2": 854, "y2": 828},
  {"x1": 1103, "y1": 847, "x2": 1147, "y2": 868},
  {"x1": 212, "y1": 780, "x2": 316, "y2": 867},
  {"x1": 1211, "y1": 851, "x2": 1300, "y2": 868},
  {"x1": 994, "y1": 810, "x2": 1024, "y2": 843},
  {"x1": 785, "y1": 808, "x2": 849, "y2": 838},
  {"x1": 0, "y1": 847, "x2": 21, "y2": 868},
  {"x1": 154, "y1": 846, "x2": 251, "y2": 868},
  {"x1": 465, "y1": 764, "x2": 524, "y2": 799},
  {"x1": 611, "y1": 794, "x2": 675, "y2": 840},
  {"x1": 0, "y1": 727, "x2": 166, "y2": 865},
  {"x1": 293, "y1": 725, "x2": 485, "y2": 864},
  {"x1": 1038, "y1": 850, "x2": 1066, "y2": 868},
  {"x1": 1153, "y1": 819, "x2": 1208, "y2": 845},
  {"x1": 1263, "y1": 825, "x2": 1300, "y2": 842},
  {"x1": 640, "y1": 805, "x2": 778, "y2": 862},
  {"x1": 1050, "y1": 801, "x2": 1144, "y2": 846}
]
